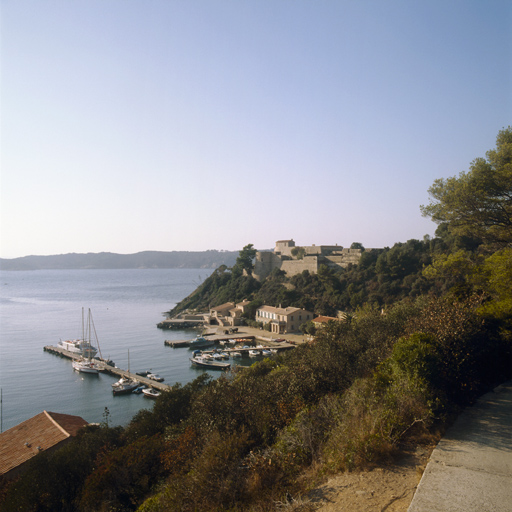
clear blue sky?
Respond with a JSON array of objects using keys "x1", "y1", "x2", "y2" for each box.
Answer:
[{"x1": 1, "y1": 1, "x2": 510, "y2": 258}]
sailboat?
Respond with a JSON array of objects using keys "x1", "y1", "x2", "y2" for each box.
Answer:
[
  {"x1": 112, "y1": 349, "x2": 140, "y2": 395},
  {"x1": 72, "y1": 308, "x2": 100, "y2": 374}
]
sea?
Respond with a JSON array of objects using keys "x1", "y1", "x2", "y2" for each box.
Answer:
[{"x1": 0, "y1": 268, "x2": 245, "y2": 432}]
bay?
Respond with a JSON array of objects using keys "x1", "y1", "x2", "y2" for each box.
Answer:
[{"x1": 0, "y1": 268, "x2": 218, "y2": 431}]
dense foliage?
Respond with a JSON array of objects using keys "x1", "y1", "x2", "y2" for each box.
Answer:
[
  {"x1": 1, "y1": 129, "x2": 511, "y2": 511},
  {"x1": 421, "y1": 127, "x2": 512, "y2": 250}
]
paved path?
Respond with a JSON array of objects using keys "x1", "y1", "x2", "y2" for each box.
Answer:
[{"x1": 408, "y1": 380, "x2": 512, "y2": 512}]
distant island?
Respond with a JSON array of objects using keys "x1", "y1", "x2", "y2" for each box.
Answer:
[{"x1": 0, "y1": 250, "x2": 239, "y2": 271}]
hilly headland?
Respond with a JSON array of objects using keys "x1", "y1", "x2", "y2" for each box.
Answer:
[{"x1": 0, "y1": 250, "x2": 238, "y2": 271}]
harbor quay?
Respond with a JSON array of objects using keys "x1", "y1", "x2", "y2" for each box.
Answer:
[
  {"x1": 164, "y1": 326, "x2": 302, "y2": 350},
  {"x1": 42, "y1": 346, "x2": 171, "y2": 391}
]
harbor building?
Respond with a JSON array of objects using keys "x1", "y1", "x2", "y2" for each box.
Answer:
[{"x1": 256, "y1": 305, "x2": 314, "y2": 334}]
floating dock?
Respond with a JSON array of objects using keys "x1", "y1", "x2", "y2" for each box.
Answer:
[
  {"x1": 165, "y1": 334, "x2": 255, "y2": 348},
  {"x1": 43, "y1": 346, "x2": 171, "y2": 391}
]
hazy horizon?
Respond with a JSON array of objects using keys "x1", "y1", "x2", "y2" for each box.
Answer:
[{"x1": 1, "y1": 1, "x2": 510, "y2": 259}]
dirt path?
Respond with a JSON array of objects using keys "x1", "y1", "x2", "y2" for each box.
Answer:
[{"x1": 305, "y1": 445, "x2": 433, "y2": 512}]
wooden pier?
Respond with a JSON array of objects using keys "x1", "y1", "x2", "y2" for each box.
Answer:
[{"x1": 43, "y1": 346, "x2": 171, "y2": 392}]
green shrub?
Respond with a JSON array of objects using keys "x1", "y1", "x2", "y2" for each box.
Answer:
[{"x1": 323, "y1": 374, "x2": 433, "y2": 472}]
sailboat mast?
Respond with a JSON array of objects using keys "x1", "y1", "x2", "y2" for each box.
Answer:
[
  {"x1": 90, "y1": 311, "x2": 103, "y2": 360},
  {"x1": 88, "y1": 309, "x2": 91, "y2": 362},
  {"x1": 81, "y1": 307, "x2": 85, "y2": 341}
]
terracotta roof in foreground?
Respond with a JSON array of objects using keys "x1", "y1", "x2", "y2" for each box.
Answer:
[{"x1": 0, "y1": 411, "x2": 88, "y2": 476}]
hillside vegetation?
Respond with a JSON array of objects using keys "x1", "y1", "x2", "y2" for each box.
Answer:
[{"x1": 1, "y1": 128, "x2": 511, "y2": 512}]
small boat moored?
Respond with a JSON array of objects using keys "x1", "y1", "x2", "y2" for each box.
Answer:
[
  {"x1": 112, "y1": 376, "x2": 140, "y2": 395},
  {"x1": 190, "y1": 356, "x2": 231, "y2": 370},
  {"x1": 142, "y1": 388, "x2": 161, "y2": 399},
  {"x1": 72, "y1": 358, "x2": 100, "y2": 374},
  {"x1": 188, "y1": 336, "x2": 215, "y2": 349},
  {"x1": 147, "y1": 373, "x2": 164, "y2": 382}
]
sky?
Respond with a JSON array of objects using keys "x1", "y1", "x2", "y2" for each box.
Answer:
[{"x1": 1, "y1": 1, "x2": 511, "y2": 259}]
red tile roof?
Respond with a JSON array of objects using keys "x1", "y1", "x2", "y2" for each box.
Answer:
[
  {"x1": 210, "y1": 302, "x2": 235, "y2": 312},
  {"x1": 313, "y1": 316, "x2": 338, "y2": 324},
  {"x1": 257, "y1": 305, "x2": 303, "y2": 316},
  {"x1": 0, "y1": 411, "x2": 88, "y2": 476}
]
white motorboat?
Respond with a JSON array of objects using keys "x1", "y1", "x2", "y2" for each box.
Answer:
[
  {"x1": 231, "y1": 351, "x2": 242, "y2": 358},
  {"x1": 188, "y1": 336, "x2": 215, "y2": 349},
  {"x1": 249, "y1": 350, "x2": 261, "y2": 357},
  {"x1": 147, "y1": 373, "x2": 164, "y2": 382},
  {"x1": 261, "y1": 349, "x2": 272, "y2": 357},
  {"x1": 59, "y1": 339, "x2": 98, "y2": 358},
  {"x1": 190, "y1": 356, "x2": 230, "y2": 370},
  {"x1": 142, "y1": 388, "x2": 161, "y2": 399},
  {"x1": 112, "y1": 375, "x2": 140, "y2": 395},
  {"x1": 72, "y1": 358, "x2": 99, "y2": 374}
]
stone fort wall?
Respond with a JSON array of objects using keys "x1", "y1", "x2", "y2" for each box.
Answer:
[{"x1": 253, "y1": 240, "x2": 363, "y2": 281}]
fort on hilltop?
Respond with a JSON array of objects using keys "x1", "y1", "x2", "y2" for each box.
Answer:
[{"x1": 253, "y1": 239, "x2": 364, "y2": 281}]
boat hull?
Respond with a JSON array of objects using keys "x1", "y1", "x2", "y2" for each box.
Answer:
[
  {"x1": 58, "y1": 339, "x2": 98, "y2": 357},
  {"x1": 142, "y1": 389, "x2": 161, "y2": 399},
  {"x1": 190, "y1": 357, "x2": 230, "y2": 370},
  {"x1": 112, "y1": 376, "x2": 140, "y2": 395},
  {"x1": 188, "y1": 336, "x2": 215, "y2": 349},
  {"x1": 72, "y1": 360, "x2": 99, "y2": 374},
  {"x1": 112, "y1": 384, "x2": 139, "y2": 395}
]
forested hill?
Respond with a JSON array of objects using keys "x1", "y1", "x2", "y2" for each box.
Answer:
[{"x1": 0, "y1": 250, "x2": 238, "y2": 270}]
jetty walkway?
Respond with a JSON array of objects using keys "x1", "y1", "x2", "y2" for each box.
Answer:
[
  {"x1": 165, "y1": 326, "x2": 303, "y2": 349},
  {"x1": 408, "y1": 380, "x2": 512, "y2": 512},
  {"x1": 164, "y1": 333, "x2": 256, "y2": 348},
  {"x1": 43, "y1": 346, "x2": 171, "y2": 391}
]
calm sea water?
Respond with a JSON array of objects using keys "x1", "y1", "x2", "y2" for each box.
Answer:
[{"x1": 0, "y1": 268, "x2": 222, "y2": 431}]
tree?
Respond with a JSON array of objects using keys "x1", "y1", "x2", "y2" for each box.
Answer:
[
  {"x1": 421, "y1": 127, "x2": 512, "y2": 249},
  {"x1": 474, "y1": 248, "x2": 512, "y2": 327},
  {"x1": 291, "y1": 246, "x2": 306, "y2": 259},
  {"x1": 234, "y1": 244, "x2": 257, "y2": 275}
]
